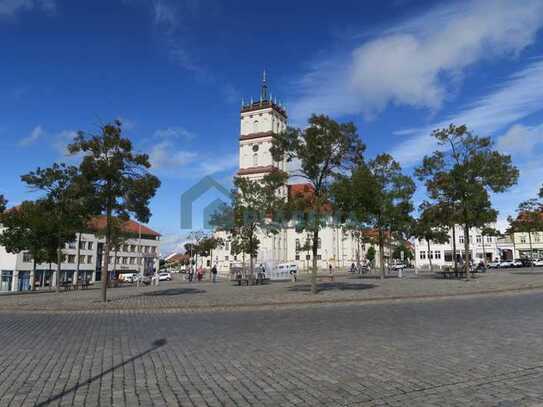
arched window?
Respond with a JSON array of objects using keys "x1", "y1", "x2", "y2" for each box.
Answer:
[
  {"x1": 253, "y1": 120, "x2": 259, "y2": 133},
  {"x1": 253, "y1": 153, "x2": 258, "y2": 166}
]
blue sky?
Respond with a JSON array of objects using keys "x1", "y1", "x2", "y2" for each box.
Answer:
[{"x1": 2, "y1": 0, "x2": 543, "y2": 253}]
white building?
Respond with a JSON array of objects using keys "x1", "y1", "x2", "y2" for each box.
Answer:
[
  {"x1": 211, "y1": 75, "x2": 389, "y2": 274},
  {"x1": 495, "y1": 231, "x2": 543, "y2": 261},
  {"x1": 414, "y1": 225, "x2": 500, "y2": 270},
  {"x1": 0, "y1": 216, "x2": 161, "y2": 292}
]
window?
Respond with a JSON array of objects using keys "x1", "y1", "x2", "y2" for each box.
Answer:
[
  {"x1": 306, "y1": 255, "x2": 311, "y2": 260},
  {"x1": 317, "y1": 255, "x2": 322, "y2": 260},
  {"x1": 295, "y1": 255, "x2": 300, "y2": 260},
  {"x1": 151, "y1": 246, "x2": 156, "y2": 254},
  {"x1": 317, "y1": 238, "x2": 321, "y2": 249},
  {"x1": 68, "y1": 255, "x2": 76, "y2": 263},
  {"x1": 23, "y1": 253, "x2": 32, "y2": 263},
  {"x1": 476, "y1": 235, "x2": 482, "y2": 243},
  {"x1": 486, "y1": 236, "x2": 492, "y2": 243},
  {"x1": 87, "y1": 242, "x2": 93, "y2": 250},
  {"x1": 145, "y1": 246, "x2": 150, "y2": 254},
  {"x1": 129, "y1": 257, "x2": 135, "y2": 265},
  {"x1": 80, "y1": 241, "x2": 86, "y2": 250},
  {"x1": 434, "y1": 251, "x2": 441, "y2": 259},
  {"x1": 428, "y1": 251, "x2": 434, "y2": 259},
  {"x1": 444, "y1": 251, "x2": 453, "y2": 262},
  {"x1": 116, "y1": 257, "x2": 121, "y2": 264},
  {"x1": 123, "y1": 244, "x2": 129, "y2": 252},
  {"x1": 68, "y1": 241, "x2": 76, "y2": 249},
  {"x1": 225, "y1": 255, "x2": 229, "y2": 261},
  {"x1": 520, "y1": 235, "x2": 527, "y2": 243},
  {"x1": 122, "y1": 257, "x2": 128, "y2": 265},
  {"x1": 253, "y1": 153, "x2": 258, "y2": 166},
  {"x1": 87, "y1": 255, "x2": 93, "y2": 264},
  {"x1": 137, "y1": 258, "x2": 142, "y2": 265},
  {"x1": 130, "y1": 245, "x2": 136, "y2": 253},
  {"x1": 420, "y1": 251, "x2": 426, "y2": 259},
  {"x1": 459, "y1": 236, "x2": 464, "y2": 244},
  {"x1": 295, "y1": 239, "x2": 300, "y2": 251}
]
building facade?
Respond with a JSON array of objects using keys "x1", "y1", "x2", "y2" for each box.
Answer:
[
  {"x1": 210, "y1": 75, "x2": 389, "y2": 274},
  {"x1": 0, "y1": 216, "x2": 161, "y2": 292},
  {"x1": 413, "y1": 225, "x2": 500, "y2": 270}
]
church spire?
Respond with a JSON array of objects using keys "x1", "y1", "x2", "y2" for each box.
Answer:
[{"x1": 260, "y1": 70, "x2": 269, "y2": 102}]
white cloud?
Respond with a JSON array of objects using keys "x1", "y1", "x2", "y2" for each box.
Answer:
[
  {"x1": 19, "y1": 125, "x2": 45, "y2": 146},
  {"x1": 391, "y1": 59, "x2": 543, "y2": 166},
  {"x1": 0, "y1": 0, "x2": 56, "y2": 17},
  {"x1": 497, "y1": 123, "x2": 543, "y2": 155},
  {"x1": 198, "y1": 153, "x2": 238, "y2": 176},
  {"x1": 153, "y1": 126, "x2": 195, "y2": 141},
  {"x1": 290, "y1": 0, "x2": 543, "y2": 121},
  {"x1": 149, "y1": 141, "x2": 197, "y2": 170}
]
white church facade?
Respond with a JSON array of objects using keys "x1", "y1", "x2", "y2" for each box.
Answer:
[{"x1": 211, "y1": 75, "x2": 388, "y2": 274}]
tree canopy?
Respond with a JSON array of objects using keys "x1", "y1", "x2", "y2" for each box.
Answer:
[
  {"x1": 416, "y1": 124, "x2": 518, "y2": 277},
  {"x1": 271, "y1": 114, "x2": 365, "y2": 293}
]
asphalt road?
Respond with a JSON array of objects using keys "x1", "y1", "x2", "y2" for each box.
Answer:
[{"x1": 1, "y1": 293, "x2": 543, "y2": 406}]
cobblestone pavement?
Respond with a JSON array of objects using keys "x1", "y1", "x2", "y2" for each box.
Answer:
[
  {"x1": 2, "y1": 293, "x2": 543, "y2": 406},
  {"x1": 0, "y1": 269, "x2": 543, "y2": 311}
]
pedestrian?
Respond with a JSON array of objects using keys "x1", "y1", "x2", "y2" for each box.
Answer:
[
  {"x1": 329, "y1": 264, "x2": 333, "y2": 275},
  {"x1": 196, "y1": 268, "x2": 203, "y2": 282},
  {"x1": 211, "y1": 265, "x2": 218, "y2": 283},
  {"x1": 350, "y1": 263, "x2": 356, "y2": 273}
]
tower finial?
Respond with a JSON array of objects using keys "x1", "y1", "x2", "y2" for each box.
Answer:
[{"x1": 260, "y1": 70, "x2": 269, "y2": 101}]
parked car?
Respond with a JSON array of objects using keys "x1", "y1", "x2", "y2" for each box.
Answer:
[
  {"x1": 533, "y1": 259, "x2": 543, "y2": 267},
  {"x1": 488, "y1": 261, "x2": 501, "y2": 269},
  {"x1": 519, "y1": 258, "x2": 534, "y2": 267},
  {"x1": 158, "y1": 272, "x2": 172, "y2": 281},
  {"x1": 499, "y1": 260, "x2": 514, "y2": 268},
  {"x1": 134, "y1": 274, "x2": 152, "y2": 285},
  {"x1": 512, "y1": 259, "x2": 523, "y2": 268},
  {"x1": 391, "y1": 263, "x2": 408, "y2": 270}
]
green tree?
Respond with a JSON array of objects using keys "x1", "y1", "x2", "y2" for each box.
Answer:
[
  {"x1": 0, "y1": 200, "x2": 57, "y2": 290},
  {"x1": 416, "y1": 124, "x2": 519, "y2": 278},
  {"x1": 271, "y1": 114, "x2": 365, "y2": 293},
  {"x1": 333, "y1": 154, "x2": 415, "y2": 280},
  {"x1": 0, "y1": 195, "x2": 6, "y2": 214},
  {"x1": 508, "y1": 198, "x2": 543, "y2": 267},
  {"x1": 392, "y1": 241, "x2": 414, "y2": 263},
  {"x1": 68, "y1": 121, "x2": 161, "y2": 301},
  {"x1": 366, "y1": 246, "x2": 376, "y2": 266},
  {"x1": 212, "y1": 172, "x2": 287, "y2": 278},
  {"x1": 21, "y1": 163, "x2": 92, "y2": 291},
  {"x1": 412, "y1": 204, "x2": 450, "y2": 272}
]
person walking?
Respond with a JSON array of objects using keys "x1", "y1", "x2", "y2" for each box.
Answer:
[{"x1": 211, "y1": 265, "x2": 218, "y2": 283}]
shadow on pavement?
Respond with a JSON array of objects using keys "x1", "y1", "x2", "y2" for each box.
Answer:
[
  {"x1": 289, "y1": 282, "x2": 376, "y2": 292},
  {"x1": 143, "y1": 288, "x2": 205, "y2": 296},
  {"x1": 36, "y1": 338, "x2": 167, "y2": 407}
]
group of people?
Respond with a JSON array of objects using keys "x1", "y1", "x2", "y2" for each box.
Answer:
[{"x1": 186, "y1": 265, "x2": 219, "y2": 283}]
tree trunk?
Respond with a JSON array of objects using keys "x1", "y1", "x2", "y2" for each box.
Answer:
[
  {"x1": 452, "y1": 225, "x2": 458, "y2": 274},
  {"x1": 311, "y1": 229, "x2": 319, "y2": 294},
  {"x1": 427, "y1": 239, "x2": 433, "y2": 273},
  {"x1": 464, "y1": 224, "x2": 470, "y2": 280},
  {"x1": 74, "y1": 232, "x2": 81, "y2": 287},
  {"x1": 356, "y1": 235, "x2": 361, "y2": 268},
  {"x1": 482, "y1": 234, "x2": 486, "y2": 268},
  {"x1": 378, "y1": 228, "x2": 385, "y2": 280},
  {"x1": 30, "y1": 259, "x2": 36, "y2": 291},
  {"x1": 529, "y1": 231, "x2": 534, "y2": 269},
  {"x1": 101, "y1": 211, "x2": 111, "y2": 302},
  {"x1": 56, "y1": 244, "x2": 62, "y2": 293}
]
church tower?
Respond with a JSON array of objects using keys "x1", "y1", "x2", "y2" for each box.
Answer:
[{"x1": 238, "y1": 72, "x2": 288, "y2": 198}]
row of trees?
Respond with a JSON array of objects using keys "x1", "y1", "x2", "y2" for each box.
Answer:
[
  {"x1": 0, "y1": 121, "x2": 160, "y2": 301},
  {"x1": 213, "y1": 117, "x2": 520, "y2": 294}
]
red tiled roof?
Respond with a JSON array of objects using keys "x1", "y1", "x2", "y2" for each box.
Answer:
[
  {"x1": 287, "y1": 183, "x2": 333, "y2": 212},
  {"x1": 87, "y1": 216, "x2": 160, "y2": 237}
]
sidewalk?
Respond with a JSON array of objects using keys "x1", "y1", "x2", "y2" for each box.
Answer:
[{"x1": 1, "y1": 270, "x2": 543, "y2": 312}]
